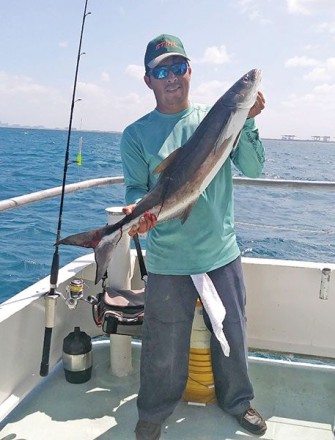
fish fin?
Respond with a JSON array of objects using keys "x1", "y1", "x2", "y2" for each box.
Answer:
[
  {"x1": 57, "y1": 225, "x2": 111, "y2": 249},
  {"x1": 94, "y1": 231, "x2": 122, "y2": 284},
  {"x1": 153, "y1": 148, "x2": 182, "y2": 174},
  {"x1": 179, "y1": 199, "x2": 198, "y2": 224},
  {"x1": 231, "y1": 130, "x2": 242, "y2": 153}
]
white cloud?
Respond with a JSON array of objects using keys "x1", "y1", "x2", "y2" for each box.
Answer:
[
  {"x1": 303, "y1": 67, "x2": 331, "y2": 81},
  {"x1": 282, "y1": 93, "x2": 298, "y2": 108},
  {"x1": 58, "y1": 41, "x2": 68, "y2": 48},
  {"x1": 191, "y1": 80, "x2": 230, "y2": 104},
  {"x1": 279, "y1": 84, "x2": 335, "y2": 138},
  {"x1": 325, "y1": 57, "x2": 335, "y2": 70},
  {"x1": 195, "y1": 46, "x2": 231, "y2": 65},
  {"x1": 0, "y1": 71, "x2": 67, "y2": 128},
  {"x1": 101, "y1": 71, "x2": 110, "y2": 82},
  {"x1": 125, "y1": 64, "x2": 144, "y2": 80},
  {"x1": 286, "y1": 0, "x2": 313, "y2": 15},
  {"x1": 0, "y1": 72, "x2": 47, "y2": 94},
  {"x1": 285, "y1": 56, "x2": 319, "y2": 67},
  {"x1": 286, "y1": 0, "x2": 335, "y2": 15},
  {"x1": 237, "y1": 0, "x2": 271, "y2": 24},
  {"x1": 317, "y1": 21, "x2": 335, "y2": 34},
  {"x1": 119, "y1": 92, "x2": 142, "y2": 105},
  {"x1": 70, "y1": 80, "x2": 153, "y2": 131},
  {"x1": 314, "y1": 83, "x2": 335, "y2": 94},
  {"x1": 283, "y1": 84, "x2": 335, "y2": 110},
  {"x1": 285, "y1": 56, "x2": 335, "y2": 81},
  {"x1": 0, "y1": 70, "x2": 153, "y2": 132}
]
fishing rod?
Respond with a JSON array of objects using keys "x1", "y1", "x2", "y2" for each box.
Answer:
[{"x1": 40, "y1": 0, "x2": 91, "y2": 377}]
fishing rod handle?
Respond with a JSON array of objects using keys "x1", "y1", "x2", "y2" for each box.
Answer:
[
  {"x1": 39, "y1": 293, "x2": 58, "y2": 376},
  {"x1": 40, "y1": 327, "x2": 53, "y2": 377}
]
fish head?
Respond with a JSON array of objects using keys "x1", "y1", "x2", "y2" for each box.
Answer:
[{"x1": 222, "y1": 68, "x2": 261, "y2": 110}]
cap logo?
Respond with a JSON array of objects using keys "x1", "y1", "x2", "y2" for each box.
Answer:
[{"x1": 156, "y1": 41, "x2": 178, "y2": 50}]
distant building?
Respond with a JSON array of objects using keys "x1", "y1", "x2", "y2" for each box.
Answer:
[
  {"x1": 281, "y1": 135, "x2": 296, "y2": 140},
  {"x1": 311, "y1": 136, "x2": 331, "y2": 142}
]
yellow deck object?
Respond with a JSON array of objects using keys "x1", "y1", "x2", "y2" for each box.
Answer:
[{"x1": 183, "y1": 300, "x2": 216, "y2": 405}]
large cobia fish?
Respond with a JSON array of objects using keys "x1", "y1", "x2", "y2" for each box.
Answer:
[{"x1": 59, "y1": 69, "x2": 261, "y2": 284}]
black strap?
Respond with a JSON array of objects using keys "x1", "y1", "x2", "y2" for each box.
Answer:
[{"x1": 133, "y1": 233, "x2": 148, "y2": 282}]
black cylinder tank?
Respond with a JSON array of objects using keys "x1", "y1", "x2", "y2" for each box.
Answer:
[{"x1": 62, "y1": 326, "x2": 92, "y2": 384}]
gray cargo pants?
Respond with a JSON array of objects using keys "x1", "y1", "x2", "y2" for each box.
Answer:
[{"x1": 137, "y1": 256, "x2": 254, "y2": 424}]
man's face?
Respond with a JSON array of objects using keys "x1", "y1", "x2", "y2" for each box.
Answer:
[{"x1": 144, "y1": 55, "x2": 192, "y2": 114}]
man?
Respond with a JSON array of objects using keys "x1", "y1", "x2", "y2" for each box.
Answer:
[{"x1": 120, "y1": 34, "x2": 266, "y2": 439}]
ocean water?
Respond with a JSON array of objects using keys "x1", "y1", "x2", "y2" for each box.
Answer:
[{"x1": 0, "y1": 127, "x2": 334, "y2": 303}]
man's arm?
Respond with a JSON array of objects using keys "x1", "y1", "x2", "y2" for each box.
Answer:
[
  {"x1": 120, "y1": 127, "x2": 149, "y2": 205},
  {"x1": 231, "y1": 118, "x2": 265, "y2": 177},
  {"x1": 120, "y1": 127, "x2": 157, "y2": 235}
]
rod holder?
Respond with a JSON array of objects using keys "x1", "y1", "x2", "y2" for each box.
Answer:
[
  {"x1": 319, "y1": 268, "x2": 331, "y2": 300},
  {"x1": 105, "y1": 207, "x2": 133, "y2": 376}
]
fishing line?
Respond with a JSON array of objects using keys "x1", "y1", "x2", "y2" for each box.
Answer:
[{"x1": 40, "y1": 0, "x2": 91, "y2": 377}]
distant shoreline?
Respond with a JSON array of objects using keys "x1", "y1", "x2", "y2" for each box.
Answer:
[
  {"x1": 263, "y1": 137, "x2": 335, "y2": 143},
  {"x1": 0, "y1": 125, "x2": 121, "y2": 135},
  {"x1": 1, "y1": 125, "x2": 334, "y2": 143}
]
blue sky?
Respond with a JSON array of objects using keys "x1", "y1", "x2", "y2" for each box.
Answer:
[{"x1": 1, "y1": 0, "x2": 335, "y2": 139}]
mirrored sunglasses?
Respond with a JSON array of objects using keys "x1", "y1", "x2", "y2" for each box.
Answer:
[{"x1": 149, "y1": 62, "x2": 189, "y2": 80}]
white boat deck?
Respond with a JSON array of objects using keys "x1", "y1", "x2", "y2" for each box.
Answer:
[{"x1": 1, "y1": 340, "x2": 334, "y2": 440}]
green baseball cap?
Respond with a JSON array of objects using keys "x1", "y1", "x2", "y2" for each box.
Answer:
[{"x1": 144, "y1": 34, "x2": 189, "y2": 71}]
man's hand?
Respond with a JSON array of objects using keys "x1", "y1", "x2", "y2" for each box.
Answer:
[
  {"x1": 247, "y1": 91, "x2": 265, "y2": 119},
  {"x1": 122, "y1": 204, "x2": 158, "y2": 237}
]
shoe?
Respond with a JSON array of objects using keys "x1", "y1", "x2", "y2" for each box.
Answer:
[
  {"x1": 235, "y1": 407, "x2": 267, "y2": 436},
  {"x1": 135, "y1": 419, "x2": 162, "y2": 440}
]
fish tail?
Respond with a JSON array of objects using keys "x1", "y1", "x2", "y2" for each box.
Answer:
[
  {"x1": 94, "y1": 228, "x2": 123, "y2": 284},
  {"x1": 57, "y1": 216, "x2": 128, "y2": 249},
  {"x1": 58, "y1": 222, "x2": 126, "y2": 284},
  {"x1": 57, "y1": 224, "x2": 112, "y2": 249}
]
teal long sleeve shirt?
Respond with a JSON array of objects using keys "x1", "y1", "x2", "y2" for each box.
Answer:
[{"x1": 120, "y1": 103, "x2": 265, "y2": 275}]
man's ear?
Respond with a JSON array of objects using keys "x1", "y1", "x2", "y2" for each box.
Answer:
[{"x1": 144, "y1": 75, "x2": 153, "y2": 89}]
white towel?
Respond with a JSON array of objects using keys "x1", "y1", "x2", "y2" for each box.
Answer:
[{"x1": 191, "y1": 273, "x2": 230, "y2": 357}]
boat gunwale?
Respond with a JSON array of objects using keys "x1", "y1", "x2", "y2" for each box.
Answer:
[{"x1": 1, "y1": 176, "x2": 335, "y2": 213}]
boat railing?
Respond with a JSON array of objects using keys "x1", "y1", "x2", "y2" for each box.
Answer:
[{"x1": 1, "y1": 176, "x2": 335, "y2": 213}]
